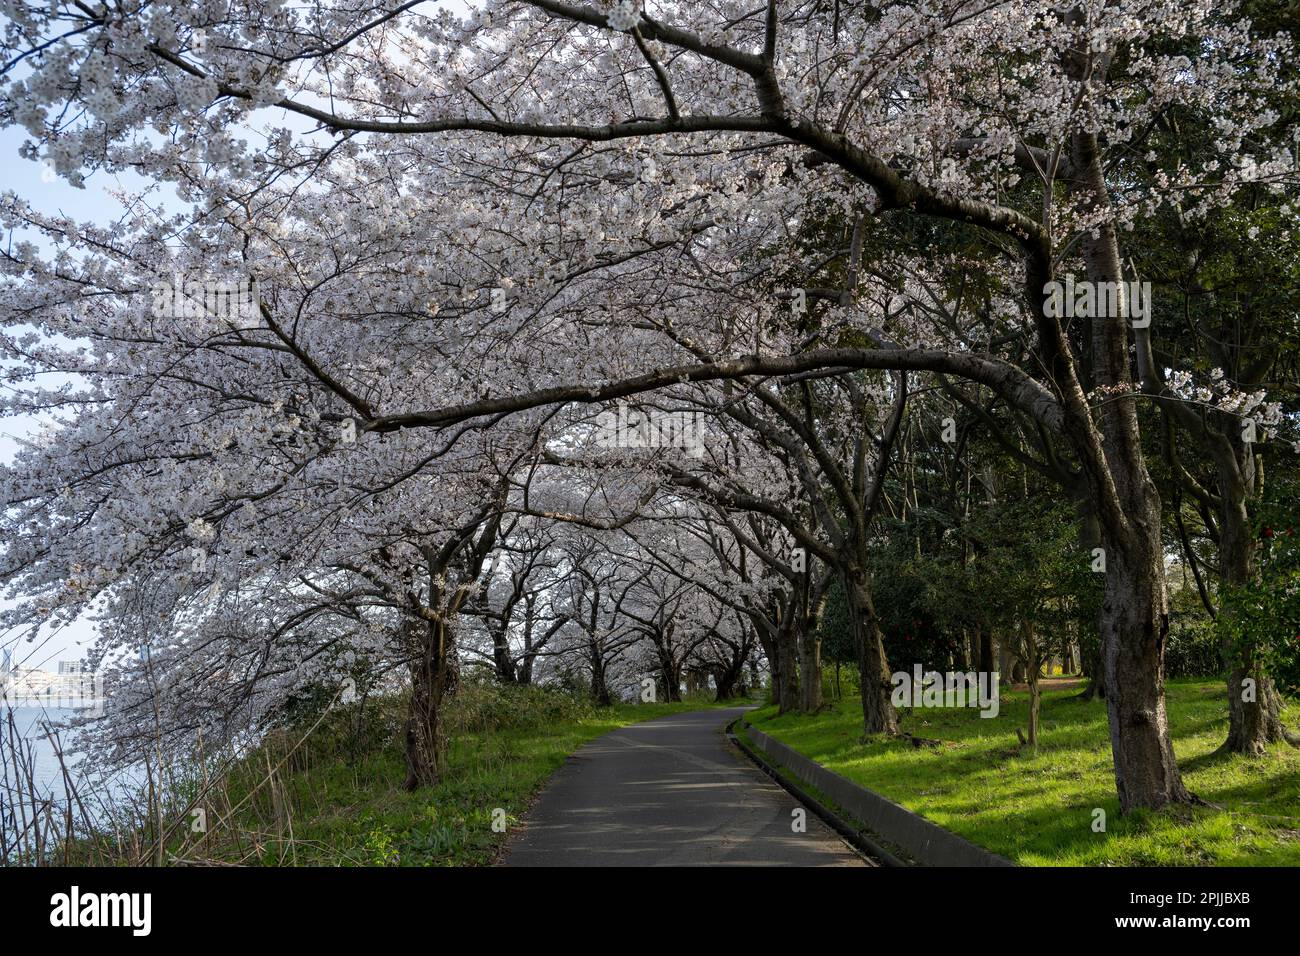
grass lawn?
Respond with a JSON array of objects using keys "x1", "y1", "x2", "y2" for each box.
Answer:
[
  {"x1": 744, "y1": 679, "x2": 1300, "y2": 866},
  {"x1": 170, "y1": 691, "x2": 750, "y2": 867}
]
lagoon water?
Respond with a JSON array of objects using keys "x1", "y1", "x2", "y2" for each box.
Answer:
[
  {"x1": 3, "y1": 703, "x2": 144, "y2": 819},
  {"x1": 3, "y1": 705, "x2": 83, "y2": 797},
  {"x1": 1, "y1": 705, "x2": 138, "y2": 847}
]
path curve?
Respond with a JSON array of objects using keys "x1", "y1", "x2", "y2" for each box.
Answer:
[{"x1": 502, "y1": 707, "x2": 869, "y2": 867}]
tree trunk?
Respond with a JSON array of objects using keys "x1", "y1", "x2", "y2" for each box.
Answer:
[
  {"x1": 1219, "y1": 498, "x2": 1294, "y2": 753},
  {"x1": 1080, "y1": 642, "x2": 1106, "y2": 700},
  {"x1": 1061, "y1": 126, "x2": 1193, "y2": 812},
  {"x1": 1062, "y1": 641, "x2": 1076, "y2": 676},
  {"x1": 1076, "y1": 497, "x2": 1105, "y2": 700},
  {"x1": 1223, "y1": 664, "x2": 1293, "y2": 755},
  {"x1": 796, "y1": 621, "x2": 823, "y2": 713},
  {"x1": 444, "y1": 642, "x2": 461, "y2": 699},
  {"x1": 404, "y1": 615, "x2": 451, "y2": 791},
  {"x1": 753, "y1": 624, "x2": 781, "y2": 709},
  {"x1": 843, "y1": 569, "x2": 899, "y2": 736},
  {"x1": 591, "y1": 669, "x2": 612, "y2": 706},
  {"x1": 775, "y1": 615, "x2": 800, "y2": 715},
  {"x1": 491, "y1": 624, "x2": 518, "y2": 684},
  {"x1": 978, "y1": 628, "x2": 995, "y2": 678},
  {"x1": 659, "y1": 654, "x2": 683, "y2": 702},
  {"x1": 1023, "y1": 619, "x2": 1040, "y2": 749},
  {"x1": 714, "y1": 660, "x2": 743, "y2": 701},
  {"x1": 589, "y1": 643, "x2": 612, "y2": 706},
  {"x1": 1099, "y1": 539, "x2": 1191, "y2": 812},
  {"x1": 1027, "y1": 673, "x2": 1041, "y2": 749}
]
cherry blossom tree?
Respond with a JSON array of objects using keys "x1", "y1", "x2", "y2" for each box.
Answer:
[
  {"x1": 459, "y1": 518, "x2": 571, "y2": 685},
  {"x1": 3, "y1": 0, "x2": 1297, "y2": 813}
]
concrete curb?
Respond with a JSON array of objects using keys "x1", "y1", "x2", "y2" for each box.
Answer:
[
  {"x1": 727, "y1": 718, "x2": 903, "y2": 866},
  {"x1": 733, "y1": 719, "x2": 1016, "y2": 868}
]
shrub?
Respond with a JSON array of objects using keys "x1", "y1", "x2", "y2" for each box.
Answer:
[
  {"x1": 1165, "y1": 615, "x2": 1223, "y2": 679},
  {"x1": 442, "y1": 681, "x2": 597, "y2": 735}
]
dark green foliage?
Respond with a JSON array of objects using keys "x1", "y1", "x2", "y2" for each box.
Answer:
[
  {"x1": 1164, "y1": 615, "x2": 1224, "y2": 680},
  {"x1": 1217, "y1": 489, "x2": 1300, "y2": 696},
  {"x1": 819, "y1": 577, "x2": 854, "y2": 667}
]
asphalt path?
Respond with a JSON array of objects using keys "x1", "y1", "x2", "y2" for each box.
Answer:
[{"x1": 503, "y1": 706, "x2": 869, "y2": 866}]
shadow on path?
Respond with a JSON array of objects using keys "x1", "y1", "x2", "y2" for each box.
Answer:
[{"x1": 503, "y1": 706, "x2": 868, "y2": 867}]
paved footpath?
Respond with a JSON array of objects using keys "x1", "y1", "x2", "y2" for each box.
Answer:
[{"x1": 502, "y1": 706, "x2": 869, "y2": 866}]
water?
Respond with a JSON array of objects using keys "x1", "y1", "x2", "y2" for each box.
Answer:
[
  {"x1": 2, "y1": 705, "x2": 83, "y2": 798},
  {"x1": 1, "y1": 705, "x2": 128, "y2": 847}
]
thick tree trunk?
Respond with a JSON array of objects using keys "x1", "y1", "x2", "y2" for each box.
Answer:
[
  {"x1": 714, "y1": 659, "x2": 743, "y2": 701},
  {"x1": 843, "y1": 569, "x2": 899, "y2": 736},
  {"x1": 978, "y1": 628, "x2": 995, "y2": 678},
  {"x1": 1066, "y1": 127, "x2": 1192, "y2": 812},
  {"x1": 1080, "y1": 642, "x2": 1106, "y2": 700},
  {"x1": 796, "y1": 621, "x2": 823, "y2": 713},
  {"x1": 491, "y1": 624, "x2": 518, "y2": 684},
  {"x1": 1223, "y1": 664, "x2": 1295, "y2": 754},
  {"x1": 753, "y1": 624, "x2": 781, "y2": 709},
  {"x1": 589, "y1": 643, "x2": 612, "y2": 706},
  {"x1": 404, "y1": 615, "x2": 451, "y2": 791},
  {"x1": 775, "y1": 616, "x2": 800, "y2": 715},
  {"x1": 659, "y1": 654, "x2": 683, "y2": 702},
  {"x1": 1100, "y1": 539, "x2": 1191, "y2": 812},
  {"x1": 591, "y1": 668, "x2": 612, "y2": 706},
  {"x1": 444, "y1": 642, "x2": 461, "y2": 699},
  {"x1": 1089, "y1": 411, "x2": 1189, "y2": 811}
]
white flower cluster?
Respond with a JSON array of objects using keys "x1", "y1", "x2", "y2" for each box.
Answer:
[
  {"x1": 14, "y1": 101, "x2": 44, "y2": 136},
  {"x1": 606, "y1": 0, "x2": 640, "y2": 32},
  {"x1": 1165, "y1": 368, "x2": 1283, "y2": 431},
  {"x1": 176, "y1": 73, "x2": 218, "y2": 112},
  {"x1": 249, "y1": 77, "x2": 282, "y2": 109},
  {"x1": 109, "y1": 25, "x2": 149, "y2": 61},
  {"x1": 186, "y1": 517, "x2": 216, "y2": 542}
]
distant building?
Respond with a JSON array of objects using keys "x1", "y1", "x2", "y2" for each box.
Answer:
[{"x1": 2, "y1": 664, "x2": 103, "y2": 709}]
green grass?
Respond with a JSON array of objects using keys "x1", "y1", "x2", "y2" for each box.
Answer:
[
  {"x1": 173, "y1": 687, "x2": 750, "y2": 867},
  {"x1": 744, "y1": 679, "x2": 1300, "y2": 866}
]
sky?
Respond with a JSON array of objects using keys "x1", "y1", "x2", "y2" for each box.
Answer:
[
  {"x1": 1, "y1": 0, "x2": 482, "y2": 673},
  {"x1": 1, "y1": 127, "x2": 145, "y2": 671}
]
